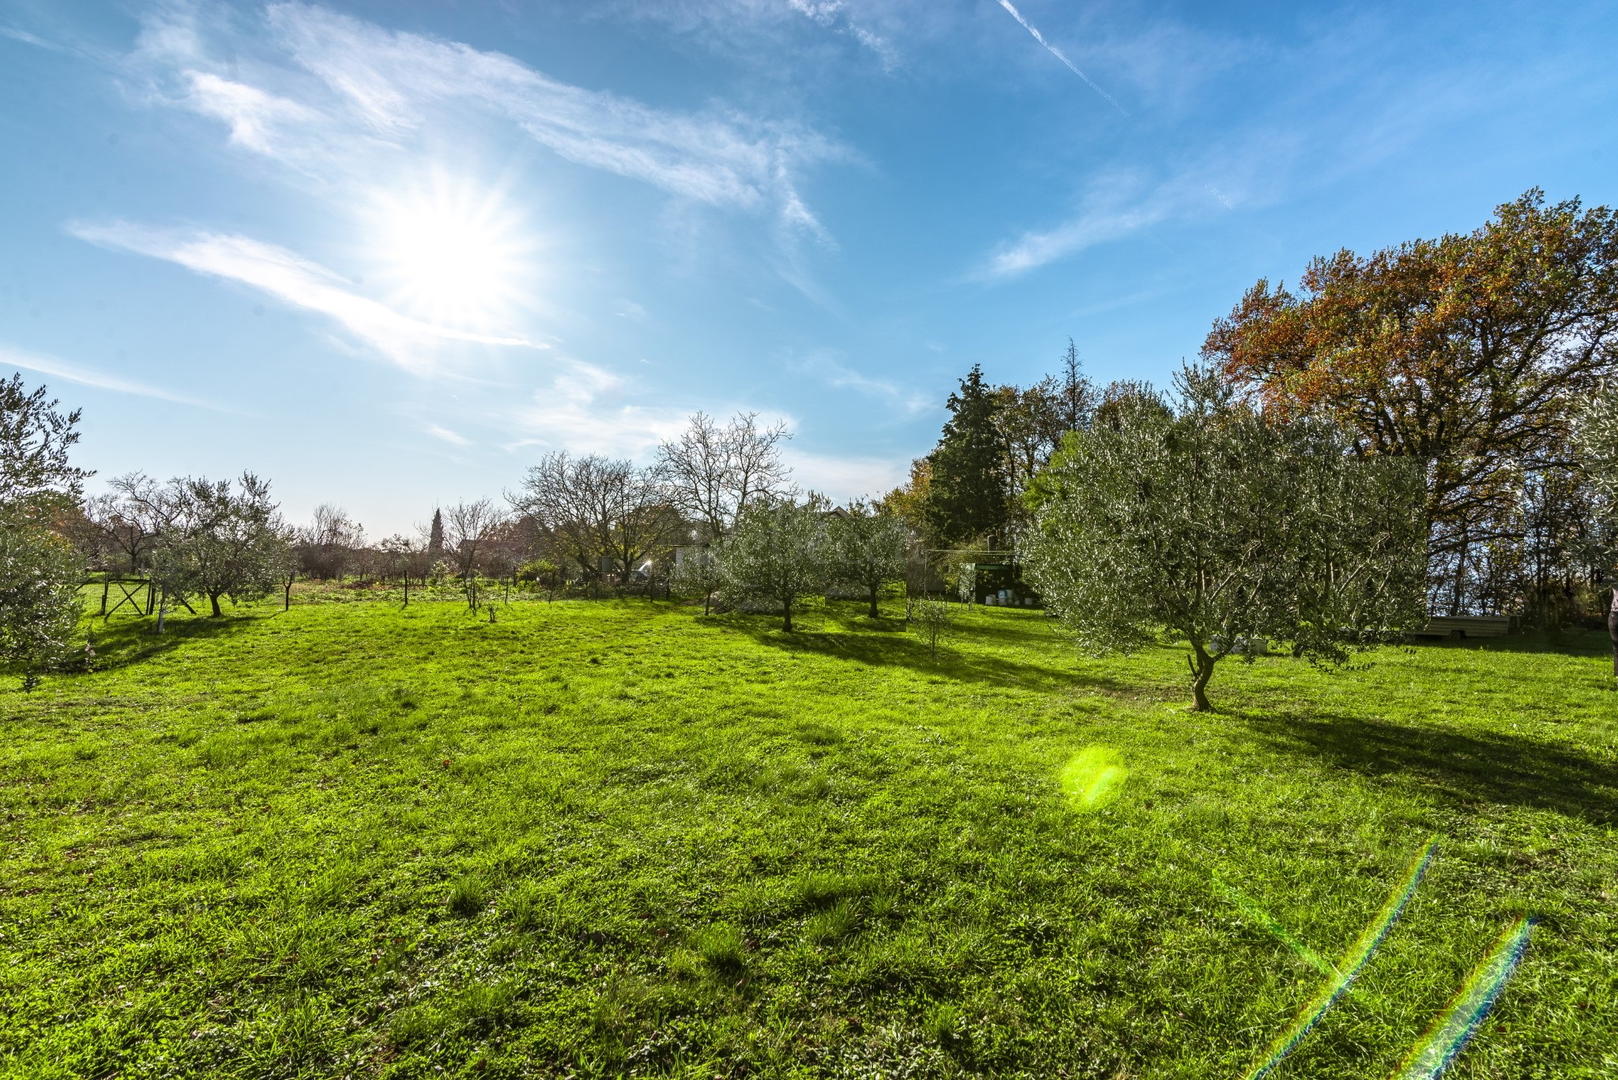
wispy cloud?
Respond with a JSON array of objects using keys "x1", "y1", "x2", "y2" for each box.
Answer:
[
  {"x1": 1, "y1": 24, "x2": 61, "y2": 51},
  {"x1": 68, "y1": 221, "x2": 542, "y2": 373},
  {"x1": 785, "y1": 0, "x2": 899, "y2": 70},
  {"x1": 981, "y1": 152, "x2": 1260, "y2": 278},
  {"x1": 507, "y1": 358, "x2": 691, "y2": 458},
  {"x1": 996, "y1": 0, "x2": 1129, "y2": 118},
  {"x1": 126, "y1": 2, "x2": 845, "y2": 239},
  {"x1": 0, "y1": 343, "x2": 227, "y2": 411},
  {"x1": 793, "y1": 351, "x2": 930, "y2": 414},
  {"x1": 184, "y1": 71, "x2": 320, "y2": 155},
  {"x1": 603, "y1": 0, "x2": 904, "y2": 71},
  {"x1": 425, "y1": 423, "x2": 470, "y2": 447},
  {"x1": 986, "y1": 192, "x2": 1170, "y2": 277}
]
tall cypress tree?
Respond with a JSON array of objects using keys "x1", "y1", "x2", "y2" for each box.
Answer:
[
  {"x1": 925, "y1": 364, "x2": 1010, "y2": 547},
  {"x1": 427, "y1": 508, "x2": 445, "y2": 561}
]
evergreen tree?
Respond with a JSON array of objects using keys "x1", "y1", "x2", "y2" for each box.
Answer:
[
  {"x1": 924, "y1": 365, "x2": 1009, "y2": 547},
  {"x1": 427, "y1": 508, "x2": 445, "y2": 561}
]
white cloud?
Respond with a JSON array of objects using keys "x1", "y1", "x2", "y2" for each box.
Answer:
[
  {"x1": 125, "y1": 2, "x2": 843, "y2": 239},
  {"x1": 784, "y1": 448, "x2": 906, "y2": 502},
  {"x1": 605, "y1": 0, "x2": 903, "y2": 70},
  {"x1": 0, "y1": 342, "x2": 227, "y2": 411},
  {"x1": 184, "y1": 71, "x2": 319, "y2": 155},
  {"x1": 68, "y1": 221, "x2": 542, "y2": 373},
  {"x1": 507, "y1": 358, "x2": 690, "y2": 459},
  {"x1": 793, "y1": 351, "x2": 930, "y2": 414},
  {"x1": 981, "y1": 152, "x2": 1264, "y2": 278},
  {"x1": 1, "y1": 25, "x2": 60, "y2": 51},
  {"x1": 425, "y1": 423, "x2": 470, "y2": 447},
  {"x1": 986, "y1": 192, "x2": 1173, "y2": 277}
]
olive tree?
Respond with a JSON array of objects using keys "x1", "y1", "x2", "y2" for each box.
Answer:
[
  {"x1": 1577, "y1": 384, "x2": 1618, "y2": 504},
  {"x1": 1022, "y1": 366, "x2": 1427, "y2": 711},
  {"x1": 718, "y1": 496, "x2": 829, "y2": 631},
  {"x1": 0, "y1": 374, "x2": 90, "y2": 685},
  {"x1": 827, "y1": 499, "x2": 908, "y2": 617},
  {"x1": 150, "y1": 474, "x2": 294, "y2": 618}
]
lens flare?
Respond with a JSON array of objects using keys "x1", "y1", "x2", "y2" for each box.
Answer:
[
  {"x1": 1391, "y1": 916, "x2": 1535, "y2": 1080},
  {"x1": 1243, "y1": 835, "x2": 1440, "y2": 1080},
  {"x1": 1214, "y1": 878, "x2": 1335, "y2": 976},
  {"x1": 1060, "y1": 746, "x2": 1127, "y2": 810}
]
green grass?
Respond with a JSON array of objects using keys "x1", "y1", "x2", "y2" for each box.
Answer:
[{"x1": 1, "y1": 596, "x2": 1613, "y2": 1078}]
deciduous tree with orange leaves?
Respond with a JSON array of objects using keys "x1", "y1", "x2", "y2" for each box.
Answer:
[{"x1": 1203, "y1": 190, "x2": 1618, "y2": 613}]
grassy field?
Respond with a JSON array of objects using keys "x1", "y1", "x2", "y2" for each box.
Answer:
[{"x1": 1, "y1": 595, "x2": 1613, "y2": 1079}]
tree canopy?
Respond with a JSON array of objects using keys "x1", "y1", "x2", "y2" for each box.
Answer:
[
  {"x1": 718, "y1": 496, "x2": 828, "y2": 632},
  {"x1": 1023, "y1": 366, "x2": 1427, "y2": 711},
  {"x1": 1204, "y1": 190, "x2": 1618, "y2": 612},
  {"x1": 0, "y1": 375, "x2": 89, "y2": 683},
  {"x1": 925, "y1": 365, "x2": 1010, "y2": 548},
  {"x1": 826, "y1": 499, "x2": 908, "y2": 618},
  {"x1": 144, "y1": 474, "x2": 294, "y2": 618}
]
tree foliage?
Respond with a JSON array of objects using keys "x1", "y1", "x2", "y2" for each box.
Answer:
[
  {"x1": 718, "y1": 496, "x2": 828, "y2": 631},
  {"x1": 925, "y1": 364, "x2": 1010, "y2": 548},
  {"x1": 0, "y1": 375, "x2": 89, "y2": 683},
  {"x1": 1576, "y1": 384, "x2": 1618, "y2": 506},
  {"x1": 145, "y1": 474, "x2": 294, "y2": 618},
  {"x1": 826, "y1": 499, "x2": 908, "y2": 618},
  {"x1": 0, "y1": 373, "x2": 90, "y2": 514},
  {"x1": 1205, "y1": 190, "x2": 1618, "y2": 612},
  {"x1": 1022, "y1": 367, "x2": 1427, "y2": 711}
]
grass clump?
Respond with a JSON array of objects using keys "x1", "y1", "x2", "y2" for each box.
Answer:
[
  {"x1": 690, "y1": 922, "x2": 747, "y2": 973},
  {"x1": 446, "y1": 873, "x2": 488, "y2": 917}
]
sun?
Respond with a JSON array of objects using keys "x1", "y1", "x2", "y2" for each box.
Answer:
[{"x1": 368, "y1": 173, "x2": 533, "y2": 331}]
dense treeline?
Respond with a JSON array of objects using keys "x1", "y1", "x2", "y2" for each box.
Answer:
[
  {"x1": 3, "y1": 189, "x2": 1615, "y2": 702},
  {"x1": 883, "y1": 190, "x2": 1618, "y2": 628}
]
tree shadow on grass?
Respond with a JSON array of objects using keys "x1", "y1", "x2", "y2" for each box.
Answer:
[
  {"x1": 1237, "y1": 710, "x2": 1618, "y2": 825},
  {"x1": 734, "y1": 621, "x2": 1134, "y2": 696},
  {"x1": 1406, "y1": 628, "x2": 1613, "y2": 658},
  {"x1": 87, "y1": 611, "x2": 267, "y2": 672}
]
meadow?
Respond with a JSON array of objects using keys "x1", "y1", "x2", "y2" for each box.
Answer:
[{"x1": 0, "y1": 594, "x2": 1613, "y2": 1079}]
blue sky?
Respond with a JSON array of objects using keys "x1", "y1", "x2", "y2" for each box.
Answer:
[{"x1": 2, "y1": 0, "x2": 1614, "y2": 537}]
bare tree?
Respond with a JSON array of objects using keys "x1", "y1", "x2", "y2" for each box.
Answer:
[
  {"x1": 444, "y1": 499, "x2": 507, "y2": 580},
  {"x1": 657, "y1": 411, "x2": 794, "y2": 542},
  {"x1": 298, "y1": 503, "x2": 364, "y2": 580},
  {"x1": 378, "y1": 534, "x2": 426, "y2": 605},
  {"x1": 87, "y1": 475, "x2": 168, "y2": 575},
  {"x1": 510, "y1": 452, "x2": 680, "y2": 584}
]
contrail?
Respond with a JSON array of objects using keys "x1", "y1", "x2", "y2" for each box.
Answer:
[{"x1": 996, "y1": 0, "x2": 1130, "y2": 118}]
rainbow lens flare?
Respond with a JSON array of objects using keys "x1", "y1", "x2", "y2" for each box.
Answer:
[
  {"x1": 1214, "y1": 877, "x2": 1335, "y2": 977},
  {"x1": 1391, "y1": 916, "x2": 1535, "y2": 1080},
  {"x1": 1060, "y1": 746, "x2": 1128, "y2": 810},
  {"x1": 1242, "y1": 835, "x2": 1440, "y2": 1080}
]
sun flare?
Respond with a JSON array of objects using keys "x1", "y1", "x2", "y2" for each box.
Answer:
[{"x1": 368, "y1": 174, "x2": 533, "y2": 331}]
